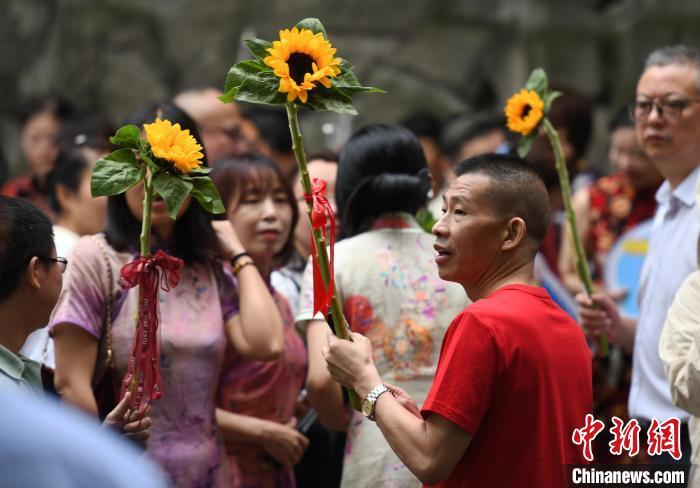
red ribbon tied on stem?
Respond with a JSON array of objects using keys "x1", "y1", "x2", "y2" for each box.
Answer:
[
  {"x1": 304, "y1": 178, "x2": 336, "y2": 317},
  {"x1": 119, "y1": 249, "x2": 184, "y2": 410}
]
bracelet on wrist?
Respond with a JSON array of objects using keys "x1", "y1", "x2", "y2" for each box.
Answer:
[
  {"x1": 230, "y1": 252, "x2": 251, "y2": 267},
  {"x1": 232, "y1": 258, "x2": 255, "y2": 276}
]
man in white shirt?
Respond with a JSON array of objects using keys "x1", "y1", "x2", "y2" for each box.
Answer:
[{"x1": 578, "y1": 45, "x2": 700, "y2": 466}]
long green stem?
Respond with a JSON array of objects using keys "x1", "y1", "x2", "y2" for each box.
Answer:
[
  {"x1": 543, "y1": 118, "x2": 608, "y2": 356},
  {"x1": 130, "y1": 170, "x2": 155, "y2": 399},
  {"x1": 285, "y1": 102, "x2": 362, "y2": 411}
]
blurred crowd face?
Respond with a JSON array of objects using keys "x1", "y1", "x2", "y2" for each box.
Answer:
[
  {"x1": 175, "y1": 88, "x2": 249, "y2": 163},
  {"x1": 227, "y1": 174, "x2": 293, "y2": 265},
  {"x1": 57, "y1": 148, "x2": 108, "y2": 236},
  {"x1": 634, "y1": 63, "x2": 700, "y2": 185},
  {"x1": 292, "y1": 159, "x2": 337, "y2": 259},
  {"x1": 609, "y1": 126, "x2": 662, "y2": 191},
  {"x1": 125, "y1": 182, "x2": 190, "y2": 238},
  {"x1": 456, "y1": 129, "x2": 506, "y2": 162},
  {"x1": 21, "y1": 110, "x2": 60, "y2": 181}
]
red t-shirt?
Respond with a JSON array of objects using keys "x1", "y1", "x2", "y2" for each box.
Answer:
[{"x1": 421, "y1": 284, "x2": 592, "y2": 488}]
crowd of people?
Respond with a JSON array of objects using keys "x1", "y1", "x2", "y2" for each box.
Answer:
[{"x1": 1, "y1": 43, "x2": 700, "y2": 487}]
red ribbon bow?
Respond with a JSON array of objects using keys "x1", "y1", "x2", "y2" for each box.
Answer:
[
  {"x1": 119, "y1": 249, "x2": 184, "y2": 410},
  {"x1": 304, "y1": 178, "x2": 336, "y2": 317}
]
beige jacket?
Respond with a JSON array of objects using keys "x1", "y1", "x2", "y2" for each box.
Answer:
[{"x1": 659, "y1": 270, "x2": 700, "y2": 485}]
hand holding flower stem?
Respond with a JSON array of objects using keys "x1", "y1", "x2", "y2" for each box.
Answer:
[{"x1": 286, "y1": 102, "x2": 361, "y2": 411}]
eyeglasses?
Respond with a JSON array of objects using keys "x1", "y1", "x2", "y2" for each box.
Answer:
[
  {"x1": 628, "y1": 97, "x2": 700, "y2": 121},
  {"x1": 40, "y1": 256, "x2": 68, "y2": 274}
]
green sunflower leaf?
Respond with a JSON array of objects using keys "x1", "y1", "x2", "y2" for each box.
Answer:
[
  {"x1": 333, "y1": 59, "x2": 385, "y2": 95},
  {"x1": 189, "y1": 166, "x2": 213, "y2": 176},
  {"x1": 152, "y1": 172, "x2": 194, "y2": 220},
  {"x1": 295, "y1": 18, "x2": 328, "y2": 39},
  {"x1": 544, "y1": 90, "x2": 562, "y2": 114},
  {"x1": 235, "y1": 71, "x2": 287, "y2": 105},
  {"x1": 186, "y1": 176, "x2": 225, "y2": 214},
  {"x1": 524, "y1": 68, "x2": 548, "y2": 96},
  {"x1": 244, "y1": 39, "x2": 273, "y2": 62},
  {"x1": 109, "y1": 125, "x2": 141, "y2": 149},
  {"x1": 224, "y1": 60, "x2": 270, "y2": 94},
  {"x1": 517, "y1": 131, "x2": 538, "y2": 158},
  {"x1": 306, "y1": 86, "x2": 357, "y2": 115},
  {"x1": 219, "y1": 87, "x2": 239, "y2": 104},
  {"x1": 91, "y1": 149, "x2": 144, "y2": 197}
]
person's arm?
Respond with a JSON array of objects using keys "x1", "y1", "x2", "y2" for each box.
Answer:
[
  {"x1": 53, "y1": 323, "x2": 100, "y2": 415},
  {"x1": 305, "y1": 320, "x2": 351, "y2": 431},
  {"x1": 659, "y1": 271, "x2": 700, "y2": 416},
  {"x1": 213, "y1": 220, "x2": 284, "y2": 361},
  {"x1": 558, "y1": 187, "x2": 591, "y2": 294},
  {"x1": 216, "y1": 408, "x2": 309, "y2": 468},
  {"x1": 576, "y1": 291, "x2": 636, "y2": 353},
  {"x1": 325, "y1": 332, "x2": 471, "y2": 485}
]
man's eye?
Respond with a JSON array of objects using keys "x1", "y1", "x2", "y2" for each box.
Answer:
[
  {"x1": 666, "y1": 100, "x2": 687, "y2": 111},
  {"x1": 441, "y1": 208, "x2": 447, "y2": 214},
  {"x1": 454, "y1": 209, "x2": 466, "y2": 216}
]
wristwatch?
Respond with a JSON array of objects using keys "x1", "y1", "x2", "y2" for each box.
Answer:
[{"x1": 362, "y1": 384, "x2": 390, "y2": 421}]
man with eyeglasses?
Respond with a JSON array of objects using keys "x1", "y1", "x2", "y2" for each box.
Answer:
[
  {"x1": 174, "y1": 87, "x2": 251, "y2": 163},
  {"x1": 578, "y1": 45, "x2": 700, "y2": 471}
]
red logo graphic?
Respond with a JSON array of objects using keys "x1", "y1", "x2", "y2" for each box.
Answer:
[
  {"x1": 572, "y1": 414, "x2": 605, "y2": 462},
  {"x1": 609, "y1": 417, "x2": 641, "y2": 457},
  {"x1": 647, "y1": 417, "x2": 682, "y2": 460}
]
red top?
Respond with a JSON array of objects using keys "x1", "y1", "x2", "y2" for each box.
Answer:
[{"x1": 421, "y1": 284, "x2": 592, "y2": 488}]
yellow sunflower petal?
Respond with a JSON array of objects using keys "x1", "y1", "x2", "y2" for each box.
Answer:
[
  {"x1": 144, "y1": 118, "x2": 203, "y2": 174},
  {"x1": 504, "y1": 89, "x2": 544, "y2": 136},
  {"x1": 263, "y1": 26, "x2": 342, "y2": 104}
]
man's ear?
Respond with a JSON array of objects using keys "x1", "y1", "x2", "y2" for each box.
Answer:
[
  {"x1": 26, "y1": 256, "x2": 43, "y2": 290},
  {"x1": 502, "y1": 217, "x2": 527, "y2": 251}
]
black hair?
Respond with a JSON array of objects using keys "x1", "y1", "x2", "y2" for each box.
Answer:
[
  {"x1": 241, "y1": 106, "x2": 292, "y2": 154},
  {"x1": 19, "y1": 97, "x2": 74, "y2": 124},
  {"x1": 547, "y1": 85, "x2": 593, "y2": 162},
  {"x1": 609, "y1": 105, "x2": 634, "y2": 132},
  {"x1": 57, "y1": 114, "x2": 114, "y2": 152},
  {"x1": 47, "y1": 147, "x2": 90, "y2": 215},
  {"x1": 0, "y1": 196, "x2": 55, "y2": 301},
  {"x1": 454, "y1": 153, "x2": 551, "y2": 250},
  {"x1": 47, "y1": 114, "x2": 115, "y2": 215},
  {"x1": 401, "y1": 112, "x2": 443, "y2": 141},
  {"x1": 211, "y1": 152, "x2": 299, "y2": 267},
  {"x1": 336, "y1": 124, "x2": 430, "y2": 239},
  {"x1": 104, "y1": 101, "x2": 221, "y2": 266}
]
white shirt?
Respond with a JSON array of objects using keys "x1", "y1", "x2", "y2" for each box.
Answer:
[{"x1": 630, "y1": 166, "x2": 700, "y2": 421}]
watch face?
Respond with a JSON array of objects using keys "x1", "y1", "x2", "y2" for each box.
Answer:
[{"x1": 362, "y1": 397, "x2": 373, "y2": 417}]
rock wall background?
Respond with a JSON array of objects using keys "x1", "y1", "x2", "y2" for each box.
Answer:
[{"x1": 2, "y1": 0, "x2": 700, "y2": 177}]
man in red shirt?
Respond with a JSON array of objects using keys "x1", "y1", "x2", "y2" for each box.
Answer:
[{"x1": 324, "y1": 153, "x2": 592, "y2": 487}]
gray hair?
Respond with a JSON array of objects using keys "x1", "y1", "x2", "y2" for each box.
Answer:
[{"x1": 645, "y1": 45, "x2": 700, "y2": 91}]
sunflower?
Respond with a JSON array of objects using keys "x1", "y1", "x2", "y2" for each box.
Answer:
[
  {"x1": 144, "y1": 118, "x2": 204, "y2": 174},
  {"x1": 264, "y1": 27, "x2": 342, "y2": 103},
  {"x1": 504, "y1": 89, "x2": 544, "y2": 136}
]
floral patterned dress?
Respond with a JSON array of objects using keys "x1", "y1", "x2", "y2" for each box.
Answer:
[
  {"x1": 49, "y1": 234, "x2": 236, "y2": 486},
  {"x1": 296, "y1": 213, "x2": 468, "y2": 487},
  {"x1": 216, "y1": 287, "x2": 307, "y2": 488}
]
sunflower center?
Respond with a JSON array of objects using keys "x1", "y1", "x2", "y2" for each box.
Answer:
[
  {"x1": 522, "y1": 104, "x2": 532, "y2": 118},
  {"x1": 288, "y1": 52, "x2": 315, "y2": 84}
]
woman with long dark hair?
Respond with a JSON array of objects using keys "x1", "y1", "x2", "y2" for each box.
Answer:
[
  {"x1": 212, "y1": 153, "x2": 309, "y2": 487},
  {"x1": 49, "y1": 102, "x2": 285, "y2": 487},
  {"x1": 299, "y1": 124, "x2": 468, "y2": 487}
]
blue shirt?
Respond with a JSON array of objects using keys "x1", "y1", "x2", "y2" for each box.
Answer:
[{"x1": 630, "y1": 167, "x2": 700, "y2": 421}]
